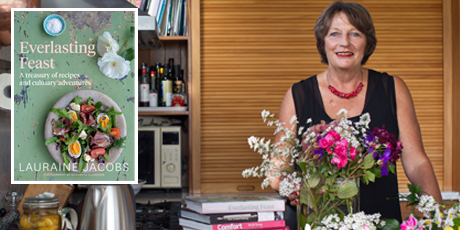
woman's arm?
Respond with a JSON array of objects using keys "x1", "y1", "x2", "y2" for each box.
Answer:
[
  {"x1": 269, "y1": 86, "x2": 300, "y2": 205},
  {"x1": 394, "y1": 75, "x2": 442, "y2": 203}
]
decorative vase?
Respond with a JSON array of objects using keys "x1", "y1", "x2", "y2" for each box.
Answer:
[{"x1": 297, "y1": 177, "x2": 360, "y2": 229}]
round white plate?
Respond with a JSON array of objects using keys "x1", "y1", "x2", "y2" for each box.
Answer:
[{"x1": 44, "y1": 90, "x2": 127, "y2": 173}]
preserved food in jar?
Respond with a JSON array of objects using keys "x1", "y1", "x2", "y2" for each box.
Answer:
[{"x1": 19, "y1": 197, "x2": 61, "y2": 230}]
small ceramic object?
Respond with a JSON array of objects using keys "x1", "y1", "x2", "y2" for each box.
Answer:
[{"x1": 43, "y1": 14, "x2": 66, "y2": 36}]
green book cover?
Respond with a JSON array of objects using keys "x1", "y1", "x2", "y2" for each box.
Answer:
[{"x1": 11, "y1": 9, "x2": 137, "y2": 183}]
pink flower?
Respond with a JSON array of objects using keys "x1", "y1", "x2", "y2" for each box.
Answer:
[
  {"x1": 319, "y1": 134, "x2": 334, "y2": 149},
  {"x1": 331, "y1": 154, "x2": 348, "y2": 169},
  {"x1": 400, "y1": 216, "x2": 423, "y2": 230},
  {"x1": 329, "y1": 130, "x2": 341, "y2": 140},
  {"x1": 334, "y1": 140, "x2": 348, "y2": 157},
  {"x1": 349, "y1": 146, "x2": 357, "y2": 161}
]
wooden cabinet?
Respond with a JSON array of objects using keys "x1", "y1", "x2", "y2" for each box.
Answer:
[{"x1": 137, "y1": 0, "x2": 193, "y2": 190}]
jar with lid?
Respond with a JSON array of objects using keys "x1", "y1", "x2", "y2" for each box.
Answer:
[{"x1": 19, "y1": 197, "x2": 61, "y2": 230}]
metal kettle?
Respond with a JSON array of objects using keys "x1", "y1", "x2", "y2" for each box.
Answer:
[{"x1": 79, "y1": 185, "x2": 135, "y2": 230}]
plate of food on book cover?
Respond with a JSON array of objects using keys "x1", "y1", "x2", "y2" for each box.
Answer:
[{"x1": 44, "y1": 90, "x2": 127, "y2": 173}]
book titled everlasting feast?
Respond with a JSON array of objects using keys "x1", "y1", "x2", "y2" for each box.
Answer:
[{"x1": 184, "y1": 195, "x2": 285, "y2": 214}]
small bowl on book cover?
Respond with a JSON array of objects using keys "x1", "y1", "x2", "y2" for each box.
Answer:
[{"x1": 43, "y1": 14, "x2": 66, "y2": 36}]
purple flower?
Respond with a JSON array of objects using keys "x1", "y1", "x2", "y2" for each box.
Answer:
[
  {"x1": 378, "y1": 148, "x2": 392, "y2": 176},
  {"x1": 314, "y1": 149, "x2": 323, "y2": 159}
]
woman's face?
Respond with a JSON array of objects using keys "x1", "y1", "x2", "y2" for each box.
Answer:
[{"x1": 324, "y1": 12, "x2": 367, "y2": 70}]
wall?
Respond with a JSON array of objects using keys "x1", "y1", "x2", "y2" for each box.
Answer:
[{"x1": 195, "y1": 0, "x2": 445, "y2": 194}]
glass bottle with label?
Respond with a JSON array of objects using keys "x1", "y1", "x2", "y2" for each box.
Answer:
[
  {"x1": 149, "y1": 70, "x2": 158, "y2": 107},
  {"x1": 161, "y1": 64, "x2": 173, "y2": 107},
  {"x1": 171, "y1": 80, "x2": 185, "y2": 107},
  {"x1": 139, "y1": 63, "x2": 149, "y2": 107},
  {"x1": 173, "y1": 64, "x2": 181, "y2": 93}
]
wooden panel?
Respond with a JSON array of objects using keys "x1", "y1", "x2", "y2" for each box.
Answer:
[{"x1": 199, "y1": 0, "x2": 444, "y2": 193}]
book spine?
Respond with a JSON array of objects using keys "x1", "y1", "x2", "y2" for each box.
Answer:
[
  {"x1": 211, "y1": 220, "x2": 285, "y2": 230},
  {"x1": 207, "y1": 211, "x2": 283, "y2": 224},
  {"x1": 201, "y1": 200, "x2": 285, "y2": 214}
]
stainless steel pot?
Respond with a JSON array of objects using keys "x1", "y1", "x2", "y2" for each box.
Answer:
[{"x1": 79, "y1": 185, "x2": 135, "y2": 230}]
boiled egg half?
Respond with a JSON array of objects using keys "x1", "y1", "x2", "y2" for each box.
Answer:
[
  {"x1": 68, "y1": 110, "x2": 78, "y2": 123},
  {"x1": 68, "y1": 140, "x2": 81, "y2": 158},
  {"x1": 97, "y1": 113, "x2": 110, "y2": 129}
]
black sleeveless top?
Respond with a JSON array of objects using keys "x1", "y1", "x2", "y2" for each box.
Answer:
[{"x1": 286, "y1": 69, "x2": 402, "y2": 229}]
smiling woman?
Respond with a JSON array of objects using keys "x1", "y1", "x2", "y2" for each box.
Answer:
[{"x1": 266, "y1": 1, "x2": 442, "y2": 229}]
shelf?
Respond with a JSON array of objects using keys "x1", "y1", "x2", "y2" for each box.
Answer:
[
  {"x1": 138, "y1": 107, "x2": 189, "y2": 116},
  {"x1": 159, "y1": 36, "x2": 188, "y2": 41}
]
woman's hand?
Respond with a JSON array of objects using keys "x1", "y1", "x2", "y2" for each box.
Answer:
[{"x1": 284, "y1": 190, "x2": 300, "y2": 206}]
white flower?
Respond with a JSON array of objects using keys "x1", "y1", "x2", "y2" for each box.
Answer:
[
  {"x1": 97, "y1": 31, "x2": 119, "y2": 56},
  {"x1": 97, "y1": 52, "x2": 130, "y2": 79}
]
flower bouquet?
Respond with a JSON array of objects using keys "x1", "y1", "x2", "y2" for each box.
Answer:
[
  {"x1": 243, "y1": 109, "x2": 403, "y2": 229},
  {"x1": 311, "y1": 184, "x2": 460, "y2": 230}
]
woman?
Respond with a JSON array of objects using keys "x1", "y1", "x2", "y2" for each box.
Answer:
[{"x1": 270, "y1": 1, "x2": 442, "y2": 229}]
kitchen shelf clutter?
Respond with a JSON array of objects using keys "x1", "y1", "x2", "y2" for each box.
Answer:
[{"x1": 137, "y1": 0, "x2": 192, "y2": 191}]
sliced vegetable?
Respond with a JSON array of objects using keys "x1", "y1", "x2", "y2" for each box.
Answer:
[
  {"x1": 81, "y1": 104, "x2": 96, "y2": 113},
  {"x1": 90, "y1": 147, "x2": 106, "y2": 158},
  {"x1": 110, "y1": 128, "x2": 121, "y2": 138}
]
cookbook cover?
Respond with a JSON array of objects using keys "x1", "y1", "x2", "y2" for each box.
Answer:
[{"x1": 11, "y1": 9, "x2": 138, "y2": 183}]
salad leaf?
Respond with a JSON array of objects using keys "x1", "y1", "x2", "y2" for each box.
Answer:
[
  {"x1": 55, "y1": 120, "x2": 66, "y2": 128},
  {"x1": 72, "y1": 95, "x2": 83, "y2": 104},
  {"x1": 45, "y1": 137, "x2": 59, "y2": 146},
  {"x1": 50, "y1": 108, "x2": 72, "y2": 119},
  {"x1": 61, "y1": 150, "x2": 70, "y2": 174},
  {"x1": 102, "y1": 154, "x2": 110, "y2": 163},
  {"x1": 112, "y1": 136, "x2": 127, "y2": 149},
  {"x1": 79, "y1": 155, "x2": 87, "y2": 173},
  {"x1": 87, "y1": 97, "x2": 93, "y2": 106},
  {"x1": 106, "y1": 106, "x2": 123, "y2": 117},
  {"x1": 95, "y1": 101, "x2": 103, "y2": 110},
  {"x1": 65, "y1": 135, "x2": 78, "y2": 146}
]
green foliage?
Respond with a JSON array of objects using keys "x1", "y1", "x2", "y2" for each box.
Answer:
[
  {"x1": 377, "y1": 218, "x2": 400, "y2": 230},
  {"x1": 337, "y1": 180, "x2": 358, "y2": 199}
]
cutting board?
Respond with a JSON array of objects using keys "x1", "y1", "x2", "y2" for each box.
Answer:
[{"x1": 17, "y1": 184, "x2": 74, "y2": 215}]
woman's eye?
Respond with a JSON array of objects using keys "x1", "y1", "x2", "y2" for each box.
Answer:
[
  {"x1": 350, "y1": 32, "x2": 361, "y2": 37},
  {"x1": 330, "y1": 32, "x2": 340, "y2": 37}
]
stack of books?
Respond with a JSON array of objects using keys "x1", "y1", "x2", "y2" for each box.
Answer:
[{"x1": 179, "y1": 194, "x2": 289, "y2": 230}]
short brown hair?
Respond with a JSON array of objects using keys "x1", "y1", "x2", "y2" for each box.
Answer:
[{"x1": 314, "y1": 1, "x2": 377, "y2": 65}]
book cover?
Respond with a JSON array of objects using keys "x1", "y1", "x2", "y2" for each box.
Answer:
[
  {"x1": 180, "y1": 208, "x2": 285, "y2": 224},
  {"x1": 11, "y1": 9, "x2": 137, "y2": 183},
  {"x1": 179, "y1": 218, "x2": 286, "y2": 230},
  {"x1": 185, "y1": 195, "x2": 285, "y2": 214}
]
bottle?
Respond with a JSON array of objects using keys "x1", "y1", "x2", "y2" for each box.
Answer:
[
  {"x1": 173, "y1": 64, "x2": 182, "y2": 93},
  {"x1": 161, "y1": 63, "x2": 173, "y2": 107},
  {"x1": 158, "y1": 67, "x2": 164, "y2": 106},
  {"x1": 171, "y1": 80, "x2": 185, "y2": 107},
  {"x1": 155, "y1": 62, "x2": 162, "y2": 93},
  {"x1": 149, "y1": 70, "x2": 158, "y2": 107},
  {"x1": 180, "y1": 69, "x2": 187, "y2": 106},
  {"x1": 139, "y1": 63, "x2": 149, "y2": 107}
]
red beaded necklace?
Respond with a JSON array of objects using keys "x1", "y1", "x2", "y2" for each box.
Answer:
[{"x1": 327, "y1": 71, "x2": 364, "y2": 99}]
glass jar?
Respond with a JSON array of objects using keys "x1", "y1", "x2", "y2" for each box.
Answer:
[{"x1": 19, "y1": 197, "x2": 61, "y2": 230}]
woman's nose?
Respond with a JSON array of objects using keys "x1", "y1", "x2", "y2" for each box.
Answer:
[{"x1": 339, "y1": 35, "x2": 350, "y2": 46}]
